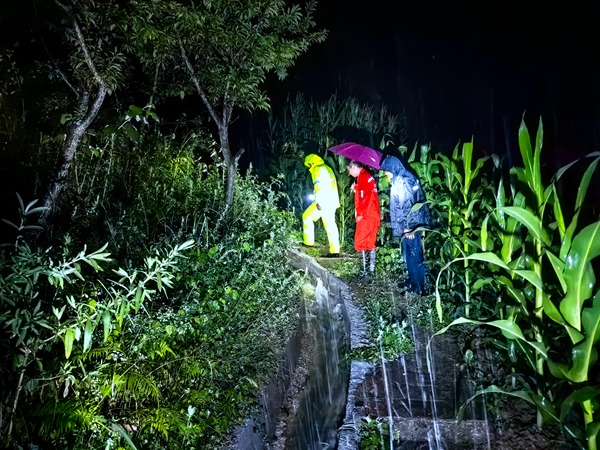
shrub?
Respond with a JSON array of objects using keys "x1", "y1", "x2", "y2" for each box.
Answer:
[{"x1": 1, "y1": 134, "x2": 304, "y2": 448}]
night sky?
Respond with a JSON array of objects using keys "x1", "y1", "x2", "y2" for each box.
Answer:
[{"x1": 268, "y1": 0, "x2": 600, "y2": 168}]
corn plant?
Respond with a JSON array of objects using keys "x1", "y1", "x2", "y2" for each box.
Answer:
[
  {"x1": 405, "y1": 140, "x2": 499, "y2": 317},
  {"x1": 434, "y1": 117, "x2": 600, "y2": 449}
]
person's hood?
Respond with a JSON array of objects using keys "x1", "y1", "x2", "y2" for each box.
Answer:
[
  {"x1": 304, "y1": 154, "x2": 324, "y2": 168},
  {"x1": 380, "y1": 155, "x2": 409, "y2": 177}
]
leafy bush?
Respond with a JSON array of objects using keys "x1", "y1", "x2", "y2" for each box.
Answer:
[
  {"x1": 358, "y1": 416, "x2": 399, "y2": 450},
  {"x1": 1, "y1": 132, "x2": 303, "y2": 449},
  {"x1": 56, "y1": 129, "x2": 218, "y2": 260},
  {"x1": 353, "y1": 287, "x2": 414, "y2": 362},
  {"x1": 116, "y1": 173, "x2": 303, "y2": 449},
  {"x1": 0, "y1": 224, "x2": 193, "y2": 448}
]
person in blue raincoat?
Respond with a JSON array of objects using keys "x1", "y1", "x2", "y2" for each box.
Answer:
[
  {"x1": 380, "y1": 155, "x2": 433, "y2": 294},
  {"x1": 303, "y1": 154, "x2": 341, "y2": 256}
]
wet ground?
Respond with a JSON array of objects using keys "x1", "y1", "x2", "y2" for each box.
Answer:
[{"x1": 231, "y1": 246, "x2": 578, "y2": 450}]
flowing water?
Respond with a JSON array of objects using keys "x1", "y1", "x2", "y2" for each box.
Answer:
[
  {"x1": 344, "y1": 300, "x2": 492, "y2": 450},
  {"x1": 283, "y1": 279, "x2": 350, "y2": 450},
  {"x1": 247, "y1": 250, "x2": 492, "y2": 450}
]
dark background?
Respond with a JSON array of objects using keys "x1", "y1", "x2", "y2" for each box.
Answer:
[{"x1": 262, "y1": 0, "x2": 600, "y2": 169}]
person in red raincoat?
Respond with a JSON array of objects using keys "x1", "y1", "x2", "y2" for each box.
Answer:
[{"x1": 347, "y1": 160, "x2": 381, "y2": 275}]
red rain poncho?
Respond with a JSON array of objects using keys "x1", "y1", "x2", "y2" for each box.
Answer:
[{"x1": 352, "y1": 168, "x2": 380, "y2": 251}]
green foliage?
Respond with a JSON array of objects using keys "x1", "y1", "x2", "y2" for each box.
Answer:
[
  {"x1": 59, "y1": 0, "x2": 131, "y2": 92},
  {"x1": 354, "y1": 288, "x2": 414, "y2": 362},
  {"x1": 376, "y1": 318, "x2": 414, "y2": 361},
  {"x1": 1, "y1": 126, "x2": 303, "y2": 448},
  {"x1": 113, "y1": 173, "x2": 303, "y2": 449},
  {"x1": 129, "y1": 0, "x2": 326, "y2": 110},
  {"x1": 59, "y1": 130, "x2": 216, "y2": 258},
  {"x1": 375, "y1": 246, "x2": 405, "y2": 275},
  {"x1": 267, "y1": 93, "x2": 401, "y2": 153},
  {"x1": 125, "y1": 0, "x2": 327, "y2": 206},
  {"x1": 404, "y1": 292, "x2": 449, "y2": 332},
  {"x1": 326, "y1": 257, "x2": 362, "y2": 279},
  {"x1": 434, "y1": 118, "x2": 600, "y2": 449},
  {"x1": 0, "y1": 210, "x2": 193, "y2": 448},
  {"x1": 0, "y1": 49, "x2": 23, "y2": 142},
  {"x1": 0, "y1": 193, "x2": 47, "y2": 247},
  {"x1": 358, "y1": 416, "x2": 399, "y2": 450}
]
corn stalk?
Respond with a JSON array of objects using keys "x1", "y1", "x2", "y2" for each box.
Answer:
[{"x1": 435, "y1": 117, "x2": 600, "y2": 448}]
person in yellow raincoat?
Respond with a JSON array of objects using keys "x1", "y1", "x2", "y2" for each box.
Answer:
[{"x1": 302, "y1": 154, "x2": 341, "y2": 256}]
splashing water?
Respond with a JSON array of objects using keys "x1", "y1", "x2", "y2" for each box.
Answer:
[
  {"x1": 281, "y1": 250, "x2": 492, "y2": 449},
  {"x1": 352, "y1": 287, "x2": 493, "y2": 449},
  {"x1": 284, "y1": 279, "x2": 350, "y2": 450}
]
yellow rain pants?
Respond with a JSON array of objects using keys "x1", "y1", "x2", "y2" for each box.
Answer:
[{"x1": 302, "y1": 202, "x2": 340, "y2": 254}]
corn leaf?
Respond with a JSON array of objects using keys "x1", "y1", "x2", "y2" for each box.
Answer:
[
  {"x1": 435, "y1": 317, "x2": 547, "y2": 358},
  {"x1": 560, "y1": 156, "x2": 600, "y2": 259},
  {"x1": 560, "y1": 221, "x2": 600, "y2": 330},
  {"x1": 518, "y1": 120, "x2": 534, "y2": 186},
  {"x1": 574, "y1": 156, "x2": 600, "y2": 214},
  {"x1": 563, "y1": 292, "x2": 600, "y2": 382},
  {"x1": 457, "y1": 385, "x2": 534, "y2": 422},
  {"x1": 496, "y1": 275, "x2": 527, "y2": 310},
  {"x1": 462, "y1": 141, "x2": 473, "y2": 193},
  {"x1": 587, "y1": 423, "x2": 600, "y2": 442},
  {"x1": 559, "y1": 386, "x2": 600, "y2": 422},
  {"x1": 552, "y1": 185, "x2": 566, "y2": 239},
  {"x1": 500, "y1": 206, "x2": 549, "y2": 246},
  {"x1": 545, "y1": 250, "x2": 566, "y2": 293},
  {"x1": 532, "y1": 117, "x2": 544, "y2": 202}
]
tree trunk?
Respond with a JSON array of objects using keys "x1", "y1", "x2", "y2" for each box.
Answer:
[
  {"x1": 36, "y1": 14, "x2": 108, "y2": 231},
  {"x1": 219, "y1": 123, "x2": 244, "y2": 211},
  {"x1": 37, "y1": 84, "x2": 108, "y2": 228},
  {"x1": 180, "y1": 45, "x2": 244, "y2": 212}
]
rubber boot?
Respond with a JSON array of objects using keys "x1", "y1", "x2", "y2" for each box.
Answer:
[
  {"x1": 362, "y1": 250, "x2": 367, "y2": 273},
  {"x1": 369, "y1": 249, "x2": 376, "y2": 275}
]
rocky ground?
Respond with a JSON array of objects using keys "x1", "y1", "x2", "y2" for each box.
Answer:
[
  {"x1": 231, "y1": 246, "x2": 580, "y2": 449},
  {"x1": 340, "y1": 270, "x2": 579, "y2": 450},
  {"x1": 318, "y1": 246, "x2": 579, "y2": 450}
]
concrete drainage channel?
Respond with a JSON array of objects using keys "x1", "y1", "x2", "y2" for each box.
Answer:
[{"x1": 232, "y1": 249, "x2": 492, "y2": 449}]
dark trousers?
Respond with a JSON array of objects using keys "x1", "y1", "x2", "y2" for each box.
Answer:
[{"x1": 401, "y1": 232, "x2": 427, "y2": 294}]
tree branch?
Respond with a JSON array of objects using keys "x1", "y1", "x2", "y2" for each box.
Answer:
[
  {"x1": 72, "y1": 18, "x2": 105, "y2": 88},
  {"x1": 37, "y1": 10, "x2": 109, "y2": 230},
  {"x1": 149, "y1": 63, "x2": 160, "y2": 107},
  {"x1": 179, "y1": 42, "x2": 223, "y2": 128},
  {"x1": 235, "y1": 147, "x2": 245, "y2": 164}
]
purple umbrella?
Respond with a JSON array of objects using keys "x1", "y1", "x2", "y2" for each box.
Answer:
[{"x1": 328, "y1": 142, "x2": 383, "y2": 169}]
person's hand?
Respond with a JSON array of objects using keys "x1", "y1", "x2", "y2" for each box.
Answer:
[
  {"x1": 316, "y1": 203, "x2": 322, "y2": 210},
  {"x1": 404, "y1": 228, "x2": 415, "y2": 239},
  {"x1": 356, "y1": 215, "x2": 363, "y2": 222}
]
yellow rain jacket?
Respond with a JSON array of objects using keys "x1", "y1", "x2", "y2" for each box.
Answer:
[
  {"x1": 304, "y1": 154, "x2": 340, "y2": 210},
  {"x1": 302, "y1": 154, "x2": 340, "y2": 254}
]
